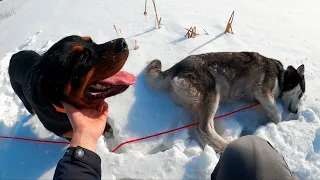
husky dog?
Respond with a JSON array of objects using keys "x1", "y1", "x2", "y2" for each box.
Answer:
[{"x1": 144, "y1": 52, "x2": 305, "y2": 152}]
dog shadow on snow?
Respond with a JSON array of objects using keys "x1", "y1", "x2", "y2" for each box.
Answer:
[
  {"x1": 120, "y1": 71, "x2": 190, "y2": 154},
  {"x1": 122, "y1": 70, "x2": 293, "y2": 155},
  {"x1": 0, "y1": 86, "x2": 67, "y2": 180},
  {"x1": 0, "y1": 113, "x2": 67, "y2": 180}
]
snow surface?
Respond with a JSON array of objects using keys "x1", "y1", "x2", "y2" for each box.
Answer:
[{"x1": 0, "y1": 0, "x2": 320, "y2": 179}]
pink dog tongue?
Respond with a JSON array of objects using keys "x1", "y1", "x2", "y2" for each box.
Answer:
[{"x1": 100, "y1": 71, "x2": 136, "y2": 85}]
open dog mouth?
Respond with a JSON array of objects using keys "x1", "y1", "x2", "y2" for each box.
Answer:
[{"x1": 85, "y1": 71, "x2": 136, "y2": 100}]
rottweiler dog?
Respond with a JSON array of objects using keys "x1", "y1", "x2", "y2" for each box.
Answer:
[{"x1": 8, "y1": 35, "x2": 136, "y2": 140}]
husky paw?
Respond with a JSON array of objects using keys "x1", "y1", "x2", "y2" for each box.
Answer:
[
  {"x1": 197, "y1": 128, "x2": 230, "y2": 153},
  {"x1": 207, "y1": 138, "x2": 230, "y2": 153},
  {"x1": 270, "y1": 113, "x2": 282, "y2": 124},
  {"x1": 212, "y1": 141, "x2": 229, "y2": 153}
]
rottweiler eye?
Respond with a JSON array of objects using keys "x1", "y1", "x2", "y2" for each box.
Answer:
[
  {"x1": 78, "y1": 50, "x2": 90, "y2": 63},
  {"x1": 72, "y1": 45, "x2": 91, "y2": 63}
]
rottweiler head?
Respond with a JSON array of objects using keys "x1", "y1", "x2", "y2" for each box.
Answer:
[{"x1": 34, "y1": 35, "x2": 136, "y2": 111}]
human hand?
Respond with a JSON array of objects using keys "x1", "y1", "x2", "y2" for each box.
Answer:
[{"x1": 61, "y1": 101, "x2": 108, "y2": 152}]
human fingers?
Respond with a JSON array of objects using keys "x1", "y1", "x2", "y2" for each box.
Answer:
[
  {"x1": 61, "y1": 102, "x2": 77, "y2": 114},
  {"x1": 96, "y1": 103, "x2": 104, "y2": 113},
  {"x1": 61, "y1": 102, "x2": 80, "y2": 128},
  {"x1": 101, "y1": 102, "x2": 109, "y2": 117}
]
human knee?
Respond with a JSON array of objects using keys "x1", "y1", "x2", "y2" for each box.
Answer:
[{"x1": 226, "y1": 135, "x2": 266, "y2": 154}]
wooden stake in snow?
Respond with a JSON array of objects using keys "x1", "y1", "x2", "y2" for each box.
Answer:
[
  {"x1": 152, "y1": 0, "x2": 161, "y2": 29},
  {"x1": 119, "y1": 29, "x2": 123, "y2": 37},
  {"x1": 144, "y1": 0, "x2": 148, "y2": 16},
  {"x1": 144, "y1": 0, "x2": 162, "y2": 28},
  {"x1": 224, "y1": 11, "x2": 234, "y2": 34},
  {"x1": 185, "y1": 26, "x2": 199, "y2": 38},
  {"x1": 113, "y1": 25, "x2": 120, "y2": 37},
  {"x1": 133, "y1": 39, "x2": 139, "y2": 50}
]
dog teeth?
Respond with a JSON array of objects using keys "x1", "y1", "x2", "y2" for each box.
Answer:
[
  {"x1": 89, "y1": 89, "x2": 113, "y2": 97},
  {"x1": 90, "y1": 84, "x2": 107, "y2": 90},
  {"x1": 90, "y1": 92, "x2": 101, "y2": 96},
  {"x1": 96, "y1": 84, "x2": 104, "y2": 89}
]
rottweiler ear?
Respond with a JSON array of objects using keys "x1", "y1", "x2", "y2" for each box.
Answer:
[
  {"x1": 12, "y1": 50, "x2": 40, "y2": 57},
  {"x1": 36, "y1": 66, "x2": 70, "y2": 108},
  {"x1": 297, "y1": 64, "x2": 304, "y2": 76}
]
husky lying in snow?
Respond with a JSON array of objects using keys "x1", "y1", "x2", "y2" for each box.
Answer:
[{"x1": 144, "y1": 52, "x2": 305, "y2": 152}]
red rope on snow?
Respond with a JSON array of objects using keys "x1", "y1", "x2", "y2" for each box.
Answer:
[
  {"x1": 0, "y1": 135, "x2": 70, "y2": 144},
  {"x1": 0, "y1": 103, "x2": 259, "y2": 152},
  {"x1": 111, "y1": 103, "x2": 259, "y2": 152}
]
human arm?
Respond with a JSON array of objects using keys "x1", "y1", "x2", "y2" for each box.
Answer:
[{"x1": 53, "y1": 102, "x2": 108, "y2": 180}]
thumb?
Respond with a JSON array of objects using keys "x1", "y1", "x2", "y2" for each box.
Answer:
[
  {"x1": 61, "y1": 102, "x2": 79, "y2": 119},
  {"x1": 61, "y1": 102, "x2": 81, "y2": 129}
]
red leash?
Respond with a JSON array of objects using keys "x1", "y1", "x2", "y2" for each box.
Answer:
[
  {"x1": 0, "y1": 103, "x2": 259, "y2": 152},
  {"x1": 111, "y1": 103, "x2": 259, "y2": 152},
  {"x1": 0, "y1": 135, "x2": 70, "y2": 145}
]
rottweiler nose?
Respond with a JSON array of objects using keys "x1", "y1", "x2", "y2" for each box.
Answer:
[{"x1": 115, "y1": 38, "x2": 128, "y2": 51}]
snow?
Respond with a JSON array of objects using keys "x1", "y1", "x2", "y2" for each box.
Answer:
[{"x1": 0, "y1": 0, "x2": 319, "y2": 179}]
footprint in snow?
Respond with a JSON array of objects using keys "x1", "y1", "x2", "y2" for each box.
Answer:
[{"x1": 18, "y1": 30, "x2": 42, "y2": 50}]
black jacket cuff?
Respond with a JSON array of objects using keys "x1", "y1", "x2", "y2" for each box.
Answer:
[{"x1": 65, "y1": 146, "x2": 101, "y2": 175}]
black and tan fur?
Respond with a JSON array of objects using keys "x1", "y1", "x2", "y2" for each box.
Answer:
[{"x1": 8, "y1": 35, "x2": 131, "y2": 140}]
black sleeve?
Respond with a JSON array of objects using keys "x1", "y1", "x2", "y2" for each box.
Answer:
[{"x1": 53, "y1": 146, "x2": 101, "y2": 180}]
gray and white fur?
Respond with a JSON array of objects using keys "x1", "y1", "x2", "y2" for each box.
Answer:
[{"x1": 144, "y1": 52, "x2": 305, "y2": 152}]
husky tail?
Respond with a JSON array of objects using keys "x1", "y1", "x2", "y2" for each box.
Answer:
[{"x1": 144, "y1": 59, "x2": 174, "y2": 92}]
